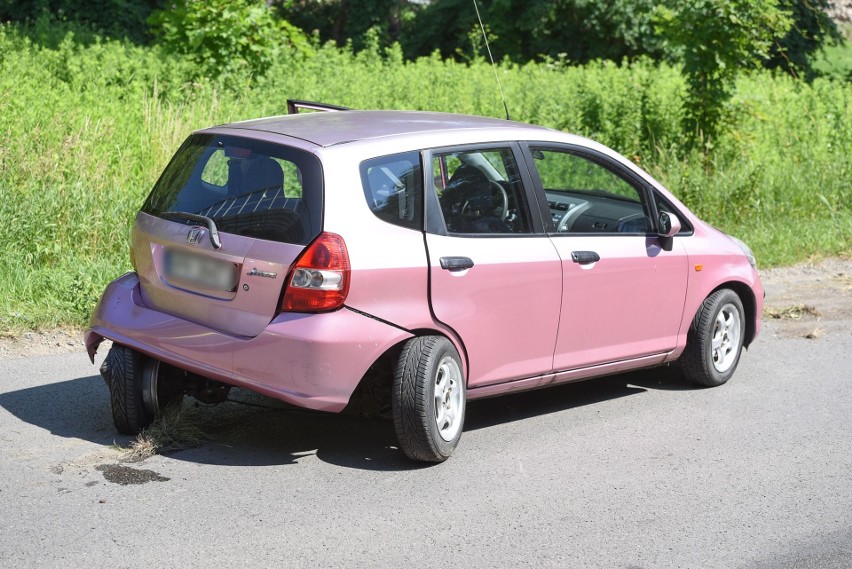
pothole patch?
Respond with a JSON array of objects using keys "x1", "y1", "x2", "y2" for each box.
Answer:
[{"x1": 95, "y1": 464, "x2": 170, "y2": 485}]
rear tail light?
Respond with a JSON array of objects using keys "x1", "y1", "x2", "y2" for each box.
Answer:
[{"x1": 280, "y1": 232, "x2": 350, "y2": 312}]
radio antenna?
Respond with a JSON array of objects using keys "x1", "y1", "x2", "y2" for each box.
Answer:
[{"x1": 471, "y1": 0, "x2": 510, "y2": 121}]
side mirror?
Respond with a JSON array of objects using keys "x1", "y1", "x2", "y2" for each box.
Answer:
[{"x1": 658, "y1": 211, "x2": 681, "y2": 238}]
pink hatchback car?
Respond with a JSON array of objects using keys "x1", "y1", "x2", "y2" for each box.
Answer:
[{"x1": 86, "y1": 102, "x2": 763, "y2": 462}]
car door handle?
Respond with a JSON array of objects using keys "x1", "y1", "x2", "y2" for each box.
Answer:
[
  {"x1": 571, "y1": 251, "x2": 600, "y2": 264},
  {"x1": 440, "y1": 256, "x2": 474, "y2": 271}
]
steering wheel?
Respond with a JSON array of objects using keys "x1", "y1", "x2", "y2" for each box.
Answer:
[{"x1": 461, "y1": 181, "x2": 510, "y2": 221}]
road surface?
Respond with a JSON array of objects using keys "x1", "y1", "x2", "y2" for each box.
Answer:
[{"x1": 0, "y1": 260, "x2": 850, "y2": 568}]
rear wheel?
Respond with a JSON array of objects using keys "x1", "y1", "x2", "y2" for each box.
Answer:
[
  {"x1": 100, "y1": 344, "x2": 182, "y2": 434},
  {"x1": 680, "y1": 289, "x2": 745, "y2": 387},
  {"x1": 392, "y1": 336, "x2": 465, "y2": 463}
]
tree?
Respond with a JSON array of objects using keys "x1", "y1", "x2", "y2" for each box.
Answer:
[
  {"x1": 403, "y1": 0, "x2": 664, "y2": 63},
  {"x1": 765, "y1": 0, "x2": 842, "y2": 78},
  {"x1": 0, "y1": 0, "x2": 167, "y2": 43},
  {"x1": 149, "y1": 0, "x2": 311, "y2": 81},
  {"x1": 275, "y1": 0, "x2": 419, "y2": 52},
  {"x1": 655, "y1": 0, "x2": 793, "y2": 145}
]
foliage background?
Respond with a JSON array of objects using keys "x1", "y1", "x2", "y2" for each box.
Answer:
[{"x1": 0, "y1": 2, "x2": 850, "y2": 331}]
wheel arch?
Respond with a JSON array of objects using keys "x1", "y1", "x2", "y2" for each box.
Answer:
[
  {"x1": 708, "y1": 280, "x2": 758, "y2": 348},
  {"x1": 343, "y1": 327, "x2": 469, "y2": 415}
]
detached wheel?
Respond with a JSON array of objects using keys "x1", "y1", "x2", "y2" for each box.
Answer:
[
  {"x1": 681, "y1": 288, "x2": 745, "y2": 387},
  {"x1": 100, "y1": 344, "x2": 182, "y2": 434},
  {"x1": 392, "y1": 336, "x2": 466, "y2": 462}
]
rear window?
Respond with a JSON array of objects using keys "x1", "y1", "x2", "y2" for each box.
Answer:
[{"x1": 142, "y1": 134, "x2": 322, "y2": 245}]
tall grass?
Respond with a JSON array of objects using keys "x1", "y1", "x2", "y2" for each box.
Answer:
[{"x1": 0, "y1": 24, "x2": 849, "y2": 331}]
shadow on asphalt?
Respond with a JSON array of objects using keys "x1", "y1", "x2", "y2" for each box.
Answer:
[{"x1": 0, "y1": 365, "x2": 696, "y2": 472}]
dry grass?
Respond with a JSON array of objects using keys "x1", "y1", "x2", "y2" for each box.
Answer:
[
  {"x1": 830, "y1": 272, "x2": 852, "y2": 292},
  {"x1": 120, "y1": 403, "x2": 206, "y2": 462},
  {"x1": 763, "y1": 304, "x2": 821, "y2": 320}
]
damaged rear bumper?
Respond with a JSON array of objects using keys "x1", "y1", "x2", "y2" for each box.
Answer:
[{"x1": 86, "y1": 272, "x2": 413, "y2": 413}]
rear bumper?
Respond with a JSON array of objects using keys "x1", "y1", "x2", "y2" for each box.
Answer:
[{"x1": 86, "y1": 272, "x2": 413, "y2": 412}]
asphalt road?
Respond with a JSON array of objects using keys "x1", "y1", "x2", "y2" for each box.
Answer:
[{"x1": 1, "y1": 317, "x2": 850, "y2": 568}]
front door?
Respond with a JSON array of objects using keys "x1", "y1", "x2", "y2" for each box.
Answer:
[
  {"x1": 424, "y1": 144, "x2": 562, "y2": 388},
  {"x1": 524, "y1": 145, "x2": 689, "y2": 371}
]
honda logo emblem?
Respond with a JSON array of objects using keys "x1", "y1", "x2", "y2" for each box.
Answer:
[{"x1": 186, "y1": 227, "x2": 202, "y2": 244}]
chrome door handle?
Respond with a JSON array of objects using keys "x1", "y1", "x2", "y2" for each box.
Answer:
[{"x1": 440, "y1": 256, "x2": 474, "y2": 271}]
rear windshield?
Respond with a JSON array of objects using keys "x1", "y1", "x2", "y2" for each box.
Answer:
[{"x1": 142, "y1": 134, "x2": 322, "y2": 245}]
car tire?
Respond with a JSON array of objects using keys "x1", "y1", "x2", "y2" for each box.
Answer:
[
  {"x1": 392, "y1": 336, "x2": 466, "y2": 463},
  {"x1": 100, "y1": 344, "x2": 182, "y2": 434},
  {"x1": 680, "y1": 288, "x2": 746, "y2": 387}
]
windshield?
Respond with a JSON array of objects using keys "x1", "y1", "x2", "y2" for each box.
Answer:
[{"x1": 142, "y1": 134, "x2": 323, "y2": 245}]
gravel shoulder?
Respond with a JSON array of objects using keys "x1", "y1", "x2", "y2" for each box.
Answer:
[
  {"x1": 759, "y1": 256, "x2": 852, "y2": 338},
  {"x1": 0, "y1": 256, "x2": 849, "y2": 360}
]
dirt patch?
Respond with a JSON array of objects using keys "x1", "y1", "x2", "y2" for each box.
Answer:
[
  {"x1": 0, "y1": 327, "x2": 83, "y2": 360},
  {"x1": 760, "y1": 256, "x2": 852, "y2": 339}
]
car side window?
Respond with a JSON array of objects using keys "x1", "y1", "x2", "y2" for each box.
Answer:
[
  {"x1": 360, "y1": 151, "x2": 423, "y2": 231},
  {"x1": 530, "y1": 148, "x2": 652, "y2": 235},
  {"x1": 431, "y1": 147, "x2": 533, "y2": 234}
]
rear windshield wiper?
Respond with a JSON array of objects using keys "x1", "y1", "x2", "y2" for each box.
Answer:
[{"x1": 162, "y1": 211, "x2": 222, "y2": 249}]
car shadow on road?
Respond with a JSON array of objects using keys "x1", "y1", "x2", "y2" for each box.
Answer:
[
  {"x1": 465, "y1": 365, "x2": 697, "y2": 431},
  {"x1": 0, "y1": 366, "x2": 696, "y2": 472},
  {"x1": 465, "y1": 372, "x2": 645, "y2": 431}
]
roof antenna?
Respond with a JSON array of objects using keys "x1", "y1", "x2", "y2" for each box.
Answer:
[{"x1": 471, "y1": 0, "x2": 510, "y2": 121}]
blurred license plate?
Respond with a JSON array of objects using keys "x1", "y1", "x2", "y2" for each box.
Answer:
[{"x1": 165, "y1": 249, "x2": 238, "y2": 291}]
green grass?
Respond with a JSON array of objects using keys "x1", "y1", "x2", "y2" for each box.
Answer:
[{"x1": 0, "y1": 23, "x2": 850, "y2": 332}]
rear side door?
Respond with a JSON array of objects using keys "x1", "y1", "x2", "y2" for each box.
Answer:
[
  {"x1": 424, "y1": 144, "x2": 562, "y2": 388},
  {"x1": 522, "y1": 144, "x2": 689, "y2": 370}
]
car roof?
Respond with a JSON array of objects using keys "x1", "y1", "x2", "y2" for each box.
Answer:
[{"x1": 209, "y1": 110, "x2": 555, "y2": 148}]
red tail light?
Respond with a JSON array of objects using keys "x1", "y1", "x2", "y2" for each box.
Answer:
[{"x1": 280, "y1": 232, "x2": 350, "y2": 312}]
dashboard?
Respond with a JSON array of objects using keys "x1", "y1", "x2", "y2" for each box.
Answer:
[{"x1": 545, "y1": 190, "x2": 649, "y2": 234}]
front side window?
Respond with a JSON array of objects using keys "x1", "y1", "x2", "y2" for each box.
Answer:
[
  {"x1": 431, "y1": 147, "x2": 533, "y2": 234},
  {"x1": 360, "y1": 151, "x2": 423, "y2": 231},
  {"x1": 530, "y1": 148, "x2": 651, "y2": 235},
  {"x1": 143, "y1": 134, "x2": 322, "y2": 245}
]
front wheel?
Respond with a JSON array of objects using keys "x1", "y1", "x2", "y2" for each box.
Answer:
[
  {"x1": 392, "y1": 336, "x2": 466, "y2": 462},
  {"x1": 680, "y1": 289, "x2": 746, "y2": 387}
]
